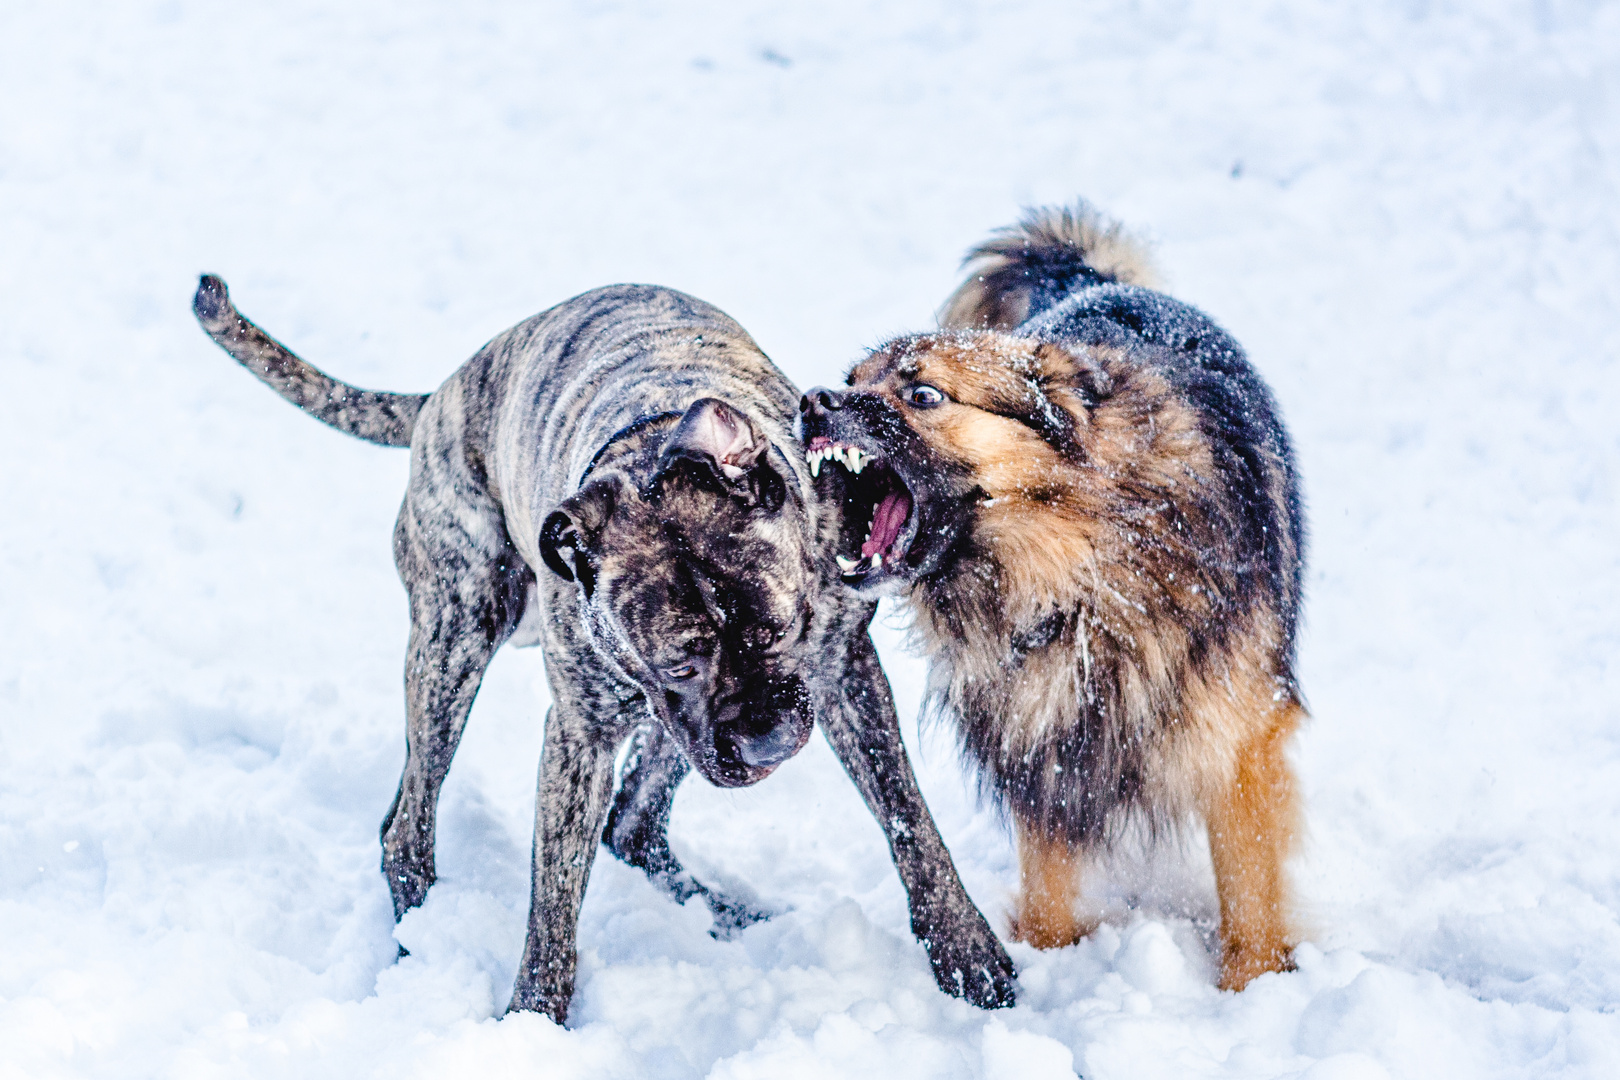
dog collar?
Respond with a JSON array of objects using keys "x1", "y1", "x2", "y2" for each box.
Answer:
[{"x1": 577, "y1": 410, "x2": 683, "y2": 485}]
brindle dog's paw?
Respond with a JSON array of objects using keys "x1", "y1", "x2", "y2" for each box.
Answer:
[
  {"x1": 921, "y1": 920, "x2": 1018, "y2": 1009},
  {"x1": 704, "y1": 892, "x2": 775, "y2": 940}
]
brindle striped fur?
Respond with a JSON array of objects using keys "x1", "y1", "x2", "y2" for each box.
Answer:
[
  {"x1": 800, "y1": 202, "x2": 1307, "y2": 990},
  {"x1": 193, "y1": 276, "x2": 1015, "y2": 1023}
]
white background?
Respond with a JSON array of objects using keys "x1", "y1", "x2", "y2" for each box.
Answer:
[{"x1": 2, "y1": 2, "x2": 1617, "y2": 1077}]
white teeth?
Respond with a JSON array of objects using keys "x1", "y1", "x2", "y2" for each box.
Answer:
[
  {"x1": 806, "y1": 443, "x2": 872, "y2": 476},
  {"x1": 835, "y1": 554, "x2": 860, "y2": 572},
  {"x1": 870, "y1": 552, "x2": 882, "y2": 568}
]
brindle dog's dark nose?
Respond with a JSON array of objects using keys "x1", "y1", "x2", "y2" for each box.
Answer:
[
  {"x1": 799, "y1": 387, "x2": 845, "y2": 417},
  {"x1": 725, "y1": 718, "x2": 801, "y2": 770}
]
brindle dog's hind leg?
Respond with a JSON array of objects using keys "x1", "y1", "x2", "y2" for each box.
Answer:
[
  {"x1": 379, "y1": 438, "x2": 530, "y2": 928},
  {"x1": 379, "y1": 552, "x2": 529, "y2": 925},
  {"x1": 379, "y1": 585, "x2": 519, "y2": 927},
  {"x1": 816, "y1": 626, "x2": 1018, "y2": 1010},
  {"x1": 603, "y1": 722, "x2": 771, "y2": 938}
]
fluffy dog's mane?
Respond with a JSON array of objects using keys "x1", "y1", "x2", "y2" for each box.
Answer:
[{"x1": 890, "y1": 332, "x2": 1298, "y2": 848}]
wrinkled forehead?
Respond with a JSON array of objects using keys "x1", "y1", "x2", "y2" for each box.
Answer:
[
  {"x1": 598, "y1": 497, "x2": 808, "y2": 639},
  {"x1": 598, "y1": 531, "x2": 713, "y2": 639},
  {"x1": 672, "y1": 515, "x2": 811, "y2": 630}
]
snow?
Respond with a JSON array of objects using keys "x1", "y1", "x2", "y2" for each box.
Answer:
[{"x1": 2, "y1": 1, "x2": 1618, "y2": 1076}]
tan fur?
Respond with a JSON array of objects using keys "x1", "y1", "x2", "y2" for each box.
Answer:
[
  {"x1": 889, "y1": 336, "x2": 1236, "y2": 712},
  {"x1": 1204, "y1": 698, "x2": 1302, "y2": 990},
  {"x1": 845, "y1": 327, "x2": 1303, "y2": 987},
  {"x1": 1008, "y1": 817, "x2": 1089, "y2": 948}
]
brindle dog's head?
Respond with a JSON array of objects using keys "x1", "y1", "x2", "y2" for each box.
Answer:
[
  {"x1": 797, "y1": 332, "x2": 1116, "y2": 599},
  {"x1": 540, "y1": 399, "x2": 816, "y2": 788}
]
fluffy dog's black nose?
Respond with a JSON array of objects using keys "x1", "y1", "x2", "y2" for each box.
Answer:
[{"x1": 800, "y1": 387, "x2": 845, "y2": 416}]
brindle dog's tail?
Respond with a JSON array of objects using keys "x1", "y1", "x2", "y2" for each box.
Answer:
[
  {"x1": 938, "y1": 201, "x2": 1162, "y2": 333},
  {"x1": 192, "y1": 274, "x2": 426, "y2": 448}
]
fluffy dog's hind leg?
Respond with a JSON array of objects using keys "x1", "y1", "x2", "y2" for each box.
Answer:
[
  {"x1": 1205, "y1": 700, "x2": 1302, "y2": 991},
  {"x1": 603, "y1": 722, "x2": 770, "y2": 938},
  {"x1": 1008, "y1": 818, "x2": 1090, "y2": 949}
]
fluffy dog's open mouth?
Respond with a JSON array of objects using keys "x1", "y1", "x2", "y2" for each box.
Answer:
[{"x1": 806, "y1": 437, "x2": 915, "y2": 583}]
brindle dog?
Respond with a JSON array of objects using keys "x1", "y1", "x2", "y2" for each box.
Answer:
[
  {"x1": 800, "y1": 203, "x2": 1307, "y2": 992},
  {"x1": 192, "y1": 276, "x2": 1015, "y2": 1023}
]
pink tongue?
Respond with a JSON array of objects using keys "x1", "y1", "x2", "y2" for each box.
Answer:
[{"x1": 861, "y1": 490, "x2": 913, "y2": 558}]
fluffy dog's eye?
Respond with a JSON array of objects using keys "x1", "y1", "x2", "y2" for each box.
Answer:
[
  {"x1": 663, "y1": 663, "x2": 697, "y2": 680},
  {"x1": 905, "y1": 384, "x2": 946, "y2": 406}
]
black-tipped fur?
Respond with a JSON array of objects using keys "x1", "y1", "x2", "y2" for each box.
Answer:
[{"x1": 937, "y1": 202, "x2": 1160, "y2": 333}]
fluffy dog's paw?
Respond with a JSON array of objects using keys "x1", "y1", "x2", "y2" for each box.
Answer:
[
  {"x1": 1006, "y1": 904, "x2": 1095, "y2": 950},
  {"x1": 1217, "y1": 940, "x2": 1296, "y2": 991},
  {"x1": 920, "y1": 919, "x2": 1018, "y2": 1010}
]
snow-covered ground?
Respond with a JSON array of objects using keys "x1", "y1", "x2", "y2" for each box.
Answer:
[{"x1": 3, "y1": 2, "x2": 1617, "y2": 1076}]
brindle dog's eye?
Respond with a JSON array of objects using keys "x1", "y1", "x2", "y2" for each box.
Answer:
[
  {"x1": 663, "y1": 663, "x2": 698, "y2": 680},
  {"x1": 905, "y1": 384, "x2": 946, "y2": 406}
]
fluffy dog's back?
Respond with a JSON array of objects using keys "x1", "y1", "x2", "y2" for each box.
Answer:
[{"x1": 937, "y1": 205, "x2": 1305, "y2": 670}]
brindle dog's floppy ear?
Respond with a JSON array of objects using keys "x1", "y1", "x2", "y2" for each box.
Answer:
[
  {"x1": 649, "y1": 398, "x2": 786, "y2": 511},
  {"x1": 1036, "y1": 341, "x2": 1113, "y2": 405},
  {"x1": 539, "y1": 477, "x2": 621, "y2": 594}
]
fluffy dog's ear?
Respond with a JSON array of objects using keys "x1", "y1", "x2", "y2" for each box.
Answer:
[
  {"x1": 539, "y1": 478, "x2": 620, "y2": 594},
  {"x1": 650, "y1": 398, "x2": 785, "y2": 511},
  {"x1": 1036, "y1": 342, "x2": 1113, "y2": 405}
]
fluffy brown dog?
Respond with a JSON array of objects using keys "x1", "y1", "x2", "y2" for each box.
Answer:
[{"x1": 798, "y1": 203, "x2": 1307, "y2": 990}]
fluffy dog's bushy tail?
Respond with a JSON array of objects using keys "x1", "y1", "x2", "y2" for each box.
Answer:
[
  {"x1": 193, "y1": 274, "x2": 426, "y2": 448},
  {"x1": 938, "y1": 201, "x2": 1160, "y2": 332}
]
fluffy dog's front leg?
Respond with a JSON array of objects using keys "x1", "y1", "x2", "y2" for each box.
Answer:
[
  {"x1": 1007, "y1": 817, "x2": 1092, "y2": 949},
  {"x1": 508, "y1": 705, "x2": 618, "y2": 1023},
  {"x1": 816, "y1": 631, "x2": 1017, "y2": 1010}
]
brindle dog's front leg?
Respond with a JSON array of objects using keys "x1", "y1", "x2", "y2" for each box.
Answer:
[
  {"x1": 817, "y1": 630, "x2": 1018, "y2": 1010},
  {"x1": 508, "y1": 703, "x2": 619, "y2": 1022},
  {"x1": 603, "y1": 722, "x2": 771, "y2": 937}
]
